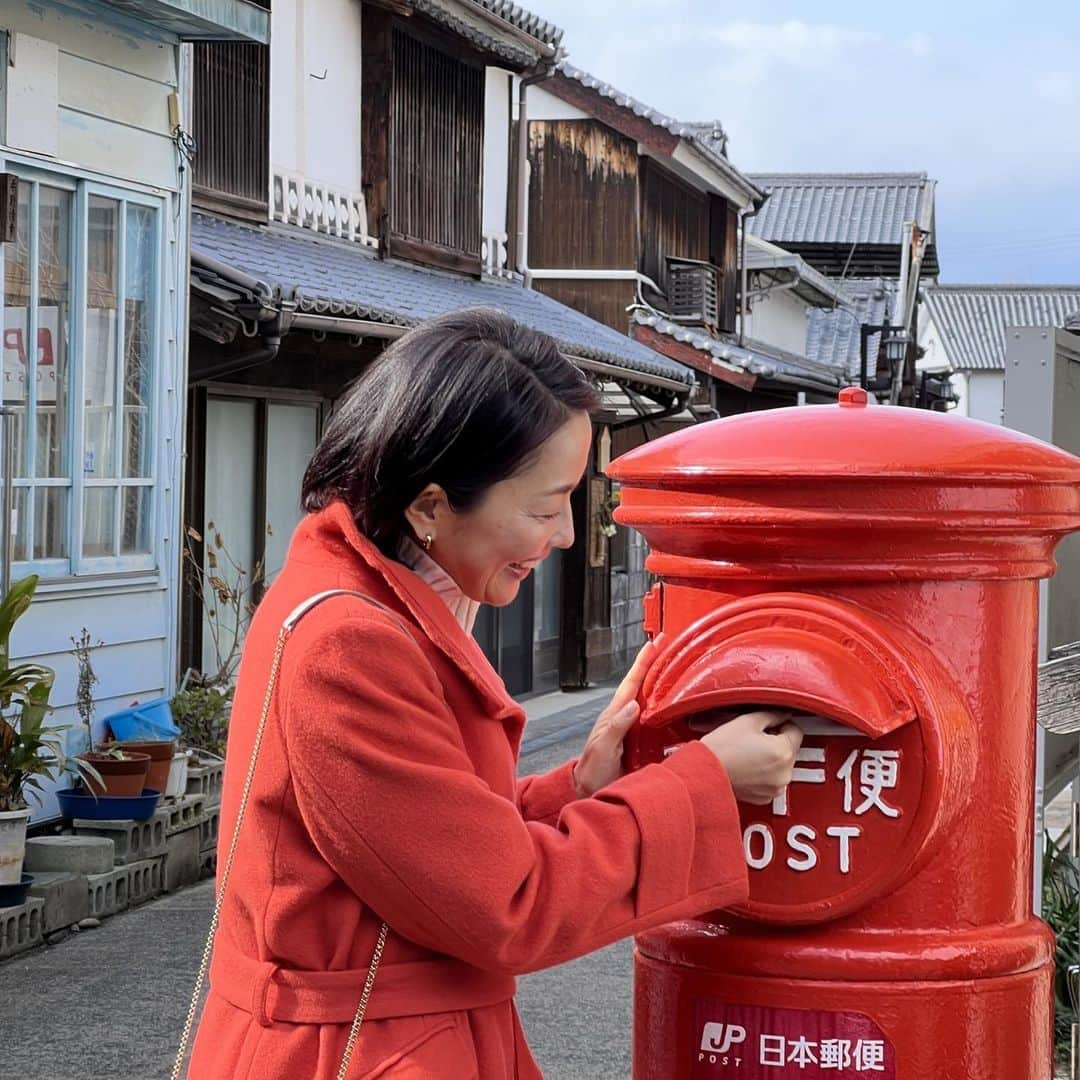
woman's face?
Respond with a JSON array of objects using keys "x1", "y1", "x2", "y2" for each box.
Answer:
[{"x1": 412, "y1": 410, "x2": 593, "y2": 607}]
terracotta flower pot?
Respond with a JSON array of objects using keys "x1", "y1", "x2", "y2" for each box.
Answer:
[
  {"x1": 117, "y1": 739, "x2": 176, "y2": 796},
  {"x1": 78, "y1": 752, "x2": 151, "y2": 798}
]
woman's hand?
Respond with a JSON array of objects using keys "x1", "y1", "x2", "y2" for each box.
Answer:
[
  {"x1": 572, "y1": 637, "x2": 665, "y2": 799},
  {"x1": 700, "y1": 711, "x2": 803, "y2": 804}
]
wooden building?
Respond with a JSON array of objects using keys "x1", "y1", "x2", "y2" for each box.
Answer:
[
  {"x1": 521, "y1": 67, "x2": 852, "y2": 684},
  {"x1": 184, "y1": 0, "x2": 697, "y2": 698}
]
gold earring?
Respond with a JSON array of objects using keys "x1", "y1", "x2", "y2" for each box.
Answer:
[{"x1": 423, "y1": 534, "x2": 433, "y2": 551}]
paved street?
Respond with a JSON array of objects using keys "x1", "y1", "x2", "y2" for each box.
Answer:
[{"x1": 0, "y1": 689, "x2": 634, "y2": 1080}]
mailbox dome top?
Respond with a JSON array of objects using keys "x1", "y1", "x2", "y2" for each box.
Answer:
[{"x1": 607, "y1": 396, "x2": 1080, "y2": 486}]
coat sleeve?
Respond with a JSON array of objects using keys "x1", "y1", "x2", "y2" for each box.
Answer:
[
  {"x1": 516, "y1": 762, "x2": 580, "y2": 826},
  {"x1": 283, "y1": 611, "x2": 749, "y2": 976}
]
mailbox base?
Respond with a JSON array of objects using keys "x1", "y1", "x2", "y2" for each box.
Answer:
[{"x1": 633, "y1": 923, "x2": 1054, "y2": 1080}]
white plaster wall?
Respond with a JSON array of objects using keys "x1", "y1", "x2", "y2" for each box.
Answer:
[
  {"x1": 966, "y1": 371, "x2": 1005, "y2": 426},
  {"x1": 483, "y1": 67, "x2": 511, "y2": 240},
  {"x1": 946, "y1": 371, "x2": 969, "y2": 417},
  {"x1": 745, "y1": 288, "x2": 810, "y2": 357},
  {"x1": 917, "y1": 307, "x2": 950, "y2": 374},
  {"x1": 526, "y1": 82, "x2": 590, "y2": 121},
  {"x1": 270, "y1": 0, "x2": 364, "y2": 192}
]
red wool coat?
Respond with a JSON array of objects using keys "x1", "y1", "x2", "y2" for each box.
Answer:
[{"x1": 188, "y1": 501, "x2": 749, "y2": 1079}]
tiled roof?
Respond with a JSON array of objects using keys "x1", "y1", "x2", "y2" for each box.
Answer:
[
  {"x1": 924, "y1": 285, "x2": 1080, "y2": 372},
  {"x1": 747, "y1": 173, "x2": 938, "y2": 276},
  {"x1": 467, "y1": 0, "x2": 563, "y2": 46},
  {"x1": 191, "y1": 213, "x2": 693, "y2": 391},
  {"x1": 682, "y1": 121, "x2": 729, "y2": 158},
  {"x1": 805, "y1": 277, "x2": 898, "y2": 379},
  {"x1": 749, "y1": 172, "x2": 935, "y2": 244},
  {"x1": 412, "y1": 0, "x2": 563, "y2": 68},
  {"x1": 631, "y1": 310, "x2": 845, "y2": 390},
  {"x1": 554, "y1": 65, "x2": 763, "y2": 205}
]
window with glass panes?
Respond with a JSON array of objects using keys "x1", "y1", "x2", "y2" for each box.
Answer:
[{"x1": 2, "y1": 170, "x2": 160, "y2": 575}]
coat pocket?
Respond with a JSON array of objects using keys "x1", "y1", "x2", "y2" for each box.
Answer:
[{"x1": 357, "y1": 1012, "x2": 480, "y2": 1080}]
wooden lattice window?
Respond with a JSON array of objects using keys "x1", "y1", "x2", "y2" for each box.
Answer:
[
  {"x1": 192, "y1": 35, "x2": 270, "y2": 220},
  {"x1": 389, "y1": 28, "x2": 483, "y2": 272}
]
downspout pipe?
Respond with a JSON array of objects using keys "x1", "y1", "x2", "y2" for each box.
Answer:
[
  {"x1": 190, "y1": 337, "x2": 281, "y2": 383},
  {"x1": 742, "y1": 276, "x2": 801, "y2": 305},
  {"x1": 611, "y1": 390, "x2": 690, "y2": 431},
  {"x1": 738, "y1": 196, "x2": 767, "y2": 347},
  {"x1": 516, "y1": 62, "x2": 559, "y2": 284}
]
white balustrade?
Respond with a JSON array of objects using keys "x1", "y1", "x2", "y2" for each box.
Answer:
[
  {"x1": 482, "y1": 232, "x2": 513, "y2": 279},
  {"x1": 271, "y1": 171, "x2": 377, "y2": 248}
]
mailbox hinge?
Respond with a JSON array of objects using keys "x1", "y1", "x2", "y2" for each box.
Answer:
[{"x1": 643, "y1": 582, "x2": 663, "y2": 639}]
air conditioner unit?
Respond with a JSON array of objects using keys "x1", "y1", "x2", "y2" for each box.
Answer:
[{"x1": 664, "y1": 256, "x2": 720, "y2": 330}]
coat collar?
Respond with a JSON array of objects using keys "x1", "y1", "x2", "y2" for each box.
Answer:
[{"x1": 295, "y1": 502, "x2": 525, "y2": 734}]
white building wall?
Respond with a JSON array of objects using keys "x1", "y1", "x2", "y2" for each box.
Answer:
[
  {"x1": 270, "y1": 0, "x2": 365, "y2": 192},
  {"x1": 526, "y1": 83, "x2": 591, "y2": 122},
  {"x1": 916, "y1": 306, "x2": 992, "y2": 420},
  {"x1": 744, "y1": 288, "x2": 809, "y2": 357},
  {"x1": 917, "y1": 307, "x2": 949, "y2": 375},
  {"x1": 0, "y1": 1, "x2": 189, "y2": 820},
  {"x1": 483, "y1": 68, "x2": 512, "y2": 243},
  {"x1": 966, "y1": 371, "x2": 1005, "y2": 425}
]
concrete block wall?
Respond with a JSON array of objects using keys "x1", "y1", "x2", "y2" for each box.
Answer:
[
  {"x1": 2, "y1": 789, "x2": 221, "y2": 961},
  {"x1": 610, "y1": 532, "x2": 652, "y2": 674},
  {"x1": 186, "y1": 761, "x2": 224, "y2": 806},
  {"x1": 0, "y1": 898, "x2": 44, "y2": 958},
  {"x1": 73, "y1": 810, "x2": 169, "y2": 865}
]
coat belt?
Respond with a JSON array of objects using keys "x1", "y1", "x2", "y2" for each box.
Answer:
[{"x1": 210, "y1": 942, "x2": 517, "y2": 1027}]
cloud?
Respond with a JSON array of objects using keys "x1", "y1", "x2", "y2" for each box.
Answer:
[
  {"x1": 905, "y1": 32, "x2": 933, "y2": 58},
  {"x1": 1034, "y1": 72, "x2": 1076, "y2": 106},
  {"x1": 708, "y1": 20, "x2": 882, "y2": 69}
]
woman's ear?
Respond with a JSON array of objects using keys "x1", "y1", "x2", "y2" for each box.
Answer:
[{"x1": 403, "y1": 483, "x2": 451, "y2": 546}]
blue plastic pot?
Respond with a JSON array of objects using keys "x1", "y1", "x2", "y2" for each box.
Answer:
[
  {"x1": 0, "y1": 872, "x2": 33, "y2": 908},
  {"x1": 103, "y1": 697, "x2": 180, "y2": 743},
  {"x1": 56, "y1": 787, "x2": 161, "y2": 822}
]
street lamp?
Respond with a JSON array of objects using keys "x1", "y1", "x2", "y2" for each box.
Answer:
[
  {"x1": 883, "y1": 329, "x2": 909, "y2": 369},
  {"x1": 859, "y1": 325, "x2": 909, "y2": 392}
]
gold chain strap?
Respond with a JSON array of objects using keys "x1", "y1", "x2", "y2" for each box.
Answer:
[{"x1": 173, "y1": 595, "x2": 392, "y2": 1080}]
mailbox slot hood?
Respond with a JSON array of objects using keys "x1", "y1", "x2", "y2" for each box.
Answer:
[
  {"x1": 644, "y1": 625, "x2": 916, "y2": 738},
  {"x1": 641, "y1": 594, "x2": 920, "y2": 741}
]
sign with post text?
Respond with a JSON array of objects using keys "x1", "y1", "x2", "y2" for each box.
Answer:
[{"x1": 693, "y1": 999, "x2": 896, "y2": 1078}]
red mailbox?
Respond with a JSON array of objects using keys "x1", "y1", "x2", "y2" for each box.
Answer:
[{"x1": 609, "y1": 387, "x2": 1080, "y2": 1080}]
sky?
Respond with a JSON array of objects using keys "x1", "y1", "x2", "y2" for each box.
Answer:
[{"x1": 523, "y1": 0, "x2": 1080, "y2": 285}]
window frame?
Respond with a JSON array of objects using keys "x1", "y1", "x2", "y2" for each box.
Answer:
[
  {"x1": 1, "y1": 158, "x2": 167, "y2": 580},
  {"x1": 181, "y1": 382, "x2": 327, "y2": 676}
]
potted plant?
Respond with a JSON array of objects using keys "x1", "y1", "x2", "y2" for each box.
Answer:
[
  {"x1": 71, "y1": 629, "x2": 150, "y2": 798},
  {"x1": 0, "y1": 577, "x2": 63, "y2": 886}
]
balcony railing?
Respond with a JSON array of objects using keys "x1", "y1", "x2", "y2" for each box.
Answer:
[{"x1": 271, "y1": 171, "x2": 377, "y2": 247}]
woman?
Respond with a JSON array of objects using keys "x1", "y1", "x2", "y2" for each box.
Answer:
[{"x1": 187, "y1": 309, "x2": 802, "y2": 1078}]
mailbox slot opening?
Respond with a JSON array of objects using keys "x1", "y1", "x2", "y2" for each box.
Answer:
[{"x1": 682, "y1": 707, "x2": 857, "y2": 740}]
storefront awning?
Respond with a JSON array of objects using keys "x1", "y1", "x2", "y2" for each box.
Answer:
[{"x1": 190, "y1": 213, "x2": 696, "y2": 401}]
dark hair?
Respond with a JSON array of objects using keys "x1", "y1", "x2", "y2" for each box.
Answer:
[{"x1": 302, "y1": 308, "x2": 600, "y2": 553}]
